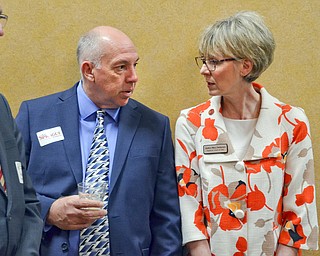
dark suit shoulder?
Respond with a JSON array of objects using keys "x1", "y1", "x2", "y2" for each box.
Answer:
[
  {"x1": 0, "y1": 94, "x2": 11, "y2": 114},
  {"x1": 0, "y1": 94, "x2": 15, "y2": 124},
  {"x1": 21, "y1": 83, "x2": 78, "y2": 106}
]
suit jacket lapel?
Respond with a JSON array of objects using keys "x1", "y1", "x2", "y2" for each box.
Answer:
[
  {"x1": 110, "y1": 100, "x2": 141, "y2": 193},
  {"x1": 0, "y1": 136, "x2": 17, "y2": 212},
  {"x1": 57, "y1": 83, "x2": 83, "y2": 185},
  {"x1": 0, "y1": 134, "x2": 8, "y2": 196}
]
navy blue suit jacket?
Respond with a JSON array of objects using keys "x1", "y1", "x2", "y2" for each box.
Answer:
[
  {"x1": 16, "y1": 83, "x2": 182, "y2": 255},
  {"x1": 0, "y1": 94, "x2": 42, "y2": 255}
]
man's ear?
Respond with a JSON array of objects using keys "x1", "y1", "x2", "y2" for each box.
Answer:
[
  {"x1": 81, "y1": 61, "x2": 95, "y2": 81},
  {"x1": 240, "y1": 59, "x2": 253, "y2": 77}
]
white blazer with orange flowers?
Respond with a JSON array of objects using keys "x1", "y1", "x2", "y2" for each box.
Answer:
[{"x1": 175, "y1": 83, "x2": 318, "y2": 255}]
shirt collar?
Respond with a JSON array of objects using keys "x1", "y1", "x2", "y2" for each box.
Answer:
[{"x1": 77, "y1": 80, "x2": 120, "y2": 123}]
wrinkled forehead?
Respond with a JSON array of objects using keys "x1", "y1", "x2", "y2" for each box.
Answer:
[{"x1": 100, "y1": 39, "x2": 139, "y2": 64}]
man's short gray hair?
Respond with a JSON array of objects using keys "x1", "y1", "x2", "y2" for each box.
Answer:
[{"x1": 76, "y1": 30, "x2": 105, "y2": 77}]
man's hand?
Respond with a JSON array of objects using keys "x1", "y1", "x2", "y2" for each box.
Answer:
[{"x1": 46, "y1": 195, "x2": 107, "y2": 230}]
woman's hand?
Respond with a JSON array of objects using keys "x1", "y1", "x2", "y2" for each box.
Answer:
[
  {"x1": 186, "y1": 239, "x2": 211, "y2": 256},
  {"x1": 276, "y1": 244, "x2": 298, "y2": 256}
]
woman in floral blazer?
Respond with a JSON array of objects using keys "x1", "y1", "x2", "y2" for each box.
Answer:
[{"x1": 175, "y1": 11, "x2": 318, "y2": 255}]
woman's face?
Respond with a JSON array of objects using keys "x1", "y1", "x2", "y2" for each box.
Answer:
[{"x1": 199, "y1": 55, "x2": 245, "y2": 97}]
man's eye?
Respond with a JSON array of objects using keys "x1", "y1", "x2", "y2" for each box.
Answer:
[{"x1": 115, "y1": 65, "x2": 126, "y2": 71}]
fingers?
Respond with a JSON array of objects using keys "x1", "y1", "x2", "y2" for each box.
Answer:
[
  {"x1": 76, "y1": 197, "x2": 104, "y2": 210},
  {"x1": 47, "y1": 195, "x2": 107, "y2": 230},
  {"x1": 61, "y1": 208, "x2": 106, "y2": 230},
  {"x1": 79, "y1": 207, "x2": 107, "y2": 219}
]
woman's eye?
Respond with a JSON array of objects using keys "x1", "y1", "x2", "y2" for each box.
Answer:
[{"x1": 208, "y1": 60, "x2": 219, "y2": 65}]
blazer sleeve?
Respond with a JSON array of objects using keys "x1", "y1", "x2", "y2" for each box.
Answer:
[
  {"x1": 149, "y1": 116, "x2": 182, "y2": 255},
  {"x1": 0, "y1": 95, "x2": 43, "y2": 255}
]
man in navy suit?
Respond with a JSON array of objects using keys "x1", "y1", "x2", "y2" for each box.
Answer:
[
  {"x1": 16, "y1": 26, "x2": 181, "y2": 255},
  {"x1": 0, "y1": 6, "x2": 43, "y2": 255}
]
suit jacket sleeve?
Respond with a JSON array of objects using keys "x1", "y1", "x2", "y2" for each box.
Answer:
[
  {"x1": 149, "y1": 116, "x2": 182, "y2": 255},
  {"x1": 0, "y1": 95, "x2": 43, "y2": 255}
]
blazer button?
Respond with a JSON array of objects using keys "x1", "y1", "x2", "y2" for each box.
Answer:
[
  {"x1": 234, "y1": 209, "x2": 245, "y2": 219},
  {"x1": 235, "y1": 161, "x2": 245, "y2": 172},
  {"x1": 61, "y1": 242, "x2": 69, "y2": 252}
]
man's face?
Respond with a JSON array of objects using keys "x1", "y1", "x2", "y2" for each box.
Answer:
[{"x1": 84, "y1": 40, "x2": 139, "y2": 109}]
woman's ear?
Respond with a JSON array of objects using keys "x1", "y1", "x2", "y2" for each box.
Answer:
[
  {"x1": 81, "y1": 61, "x2": 95, "y2": 82},
  {"x1": 240, "y1": 59, "x2": 253, "y2": 77}
]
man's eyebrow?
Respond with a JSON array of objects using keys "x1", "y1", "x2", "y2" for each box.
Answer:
[{"x1": 114, "y1": 57, "x2": 140, "y2": 65}]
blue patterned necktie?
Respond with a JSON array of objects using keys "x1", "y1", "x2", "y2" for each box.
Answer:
[{"x1": 79, "y1": 109, "x2": 110, "y2": 256}]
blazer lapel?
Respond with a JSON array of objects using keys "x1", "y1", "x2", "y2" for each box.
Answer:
[
  {"x1": 110, "y1": 100, "x2": 141, "y2": 193},
  {"x1": 0, "y1": 138, "x2": 18, "y2": 213},
  {"x1": 57, "y1": 83, "x2": 83, "y2": 184},
  {"x1": 0, "y1": 135, "x2": 8, "y2": 196},
  {"x1": 246, "y1": 87, "x2": 282, "y2": 160}
]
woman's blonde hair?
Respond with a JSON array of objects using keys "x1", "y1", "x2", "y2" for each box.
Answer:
[{"x1": 199, "y1": 11, "x2": 275, "y2": 82}]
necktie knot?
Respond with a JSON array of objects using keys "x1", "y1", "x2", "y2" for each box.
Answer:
[{"x1": 96, "y1": 109, "x2": 106, "y2": 126}]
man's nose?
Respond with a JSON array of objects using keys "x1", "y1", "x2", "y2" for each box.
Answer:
[{"x1": 126, "y1": 67, "x2": 138, "y2": 83}]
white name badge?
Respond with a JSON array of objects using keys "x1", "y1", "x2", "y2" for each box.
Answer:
[
  {"x1": 36, "y1": 126, "x2": 65, "y2": 147},
  {"x1": 15, "y1": 161, "x2": 23, "y2": 184}
]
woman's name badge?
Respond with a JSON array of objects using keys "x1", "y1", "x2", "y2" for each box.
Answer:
[{"x1": 203, "y1": 144, "x2": 228, "y2": 154}]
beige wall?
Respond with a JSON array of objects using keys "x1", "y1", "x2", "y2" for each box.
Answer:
[{"x1": 1, "y1": 1, "x2": 319, "y2": 253}]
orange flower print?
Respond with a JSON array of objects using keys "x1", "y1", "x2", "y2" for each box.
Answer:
[
  {"x1": 194, "y1": 203, "x2": 210, "y2": 238},
  {"x1": 261, "y1": 133, "x2": 288, "y2": 172},
  {"x1": 245, "y1": 160, "x2": 262, "y2": 174},
  {"x1": 176, "y1": 139, "x2": 199, "y2": 197},
  {"x1": 208, "y1": 180, "x2": 247, "y2": 231},
  {"x1": 202, "y1": 118, "x2": 218, "y2": 141},
  {"x1": 295, "y1": 186, "x2": 314, "y2": 206},
  {"x1": 276, "y1": 196, "x2": 283, "y2": 225},
  {"x1": 247, "y1": 185, "x2": 266, "y2": 211},
  {"x1": 275, "y1": 103, "x2": 292, "y2": 124},
  {"x1": 283, "y1": 172, "x2": 292, "y2": 197},
  {"x1": 292, "y1": 119, "x2": 308, "y2": 144},
  {"x1": 187, "y1": 100, "x2": 211, "y2": 128},
  {"x1": 280, "y1": 132, "x2": 289, "y2": 161},
  {"x1": 234, "y1": 237, "x2": 247, "y2": 256},
  {"x1": 252, "y1": 82, "x2": 263, "y2": 90},
  {"x1": 176, "y1": 138, "x2": 197, "y2": 163},
  {"x1": 246, "y1": 134, "x2": 288, "y2": 176},
  {"x1": 280, "y1": 211, "x2": 306, "y2": 248},
  {"x1": 176, "y1": 166, "x2": 198, "y2": 197},
  {"x1": 276, "y1": 103, "x2": 310, "y2": 144}
]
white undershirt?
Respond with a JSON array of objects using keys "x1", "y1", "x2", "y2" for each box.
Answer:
[{"x1": 223, "y1": 117, "x2": 258, "y2": 160}]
